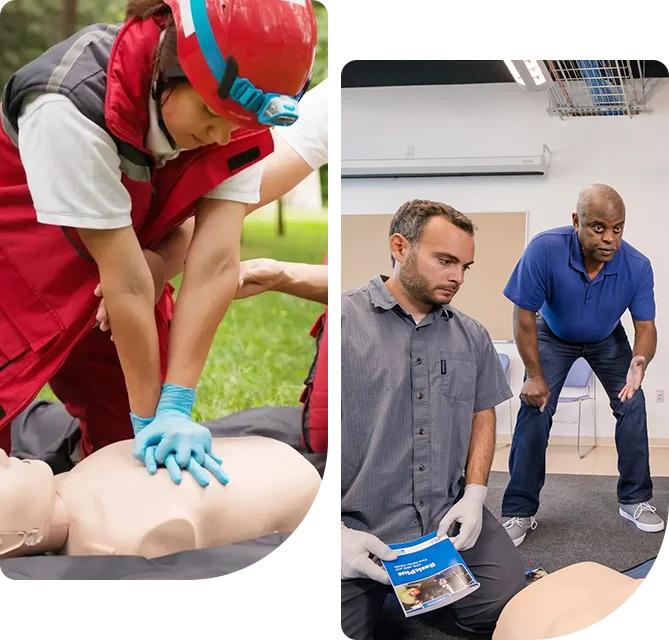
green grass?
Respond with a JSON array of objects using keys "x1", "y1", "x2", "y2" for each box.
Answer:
[
  {"x1": 40, "y1": 215, "x2": 328, "y2": 422},
  {"x1": 191, "y1": 216, "x2": 327, "y2": 421}
]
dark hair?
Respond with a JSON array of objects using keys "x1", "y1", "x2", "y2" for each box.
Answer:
[
  {"x1": 125, "y1": 0, "x2": 183, "y2": 98},
  {"x1": 125, "y1": 0, "x2": 169, "y2": 19},
  {"x1": 389, "y1": 200, "x2": 475, "y2": 266}
]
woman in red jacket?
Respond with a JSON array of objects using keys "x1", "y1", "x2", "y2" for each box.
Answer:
[{"x1": 0, "y1": 0, "x2": 317, "y2": 486}]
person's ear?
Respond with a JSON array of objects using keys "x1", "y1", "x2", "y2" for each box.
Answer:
[
  {"x1": 389, "y1": 233, "x2": 411, "y2": 266},
  {"x1": 572, "y1": 212, "x2": 579, "y2": 230}
]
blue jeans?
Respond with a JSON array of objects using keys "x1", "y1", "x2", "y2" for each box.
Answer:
[{"x1": 502, "y1": 318, "x2": 653, "y2": 517}]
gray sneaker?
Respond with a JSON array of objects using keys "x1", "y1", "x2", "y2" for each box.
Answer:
[
  {"x1": 619, "y1": 503, "x2": 665, "y2": 532},
  {"x1": 502, "y1": 516, "x2": 538, "y2": 547}
]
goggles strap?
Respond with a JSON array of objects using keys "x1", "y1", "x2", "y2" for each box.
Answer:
[
  {"x1": 217, "y1": 55, "x2": 239, "y2": 100},
  {"x1": 151, "y1": 66, "x2": 187, "y2": 149}
]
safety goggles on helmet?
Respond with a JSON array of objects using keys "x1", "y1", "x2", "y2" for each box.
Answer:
[
  {"x1": 158, "y1": 62, "x2": 311, "y2": 129},
  {"x1": 216, "y1": 54, "x2": 311, "y2": 127}
]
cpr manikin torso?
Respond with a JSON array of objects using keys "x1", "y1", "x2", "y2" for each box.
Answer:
[
  {"x1": 0, "y1": 438, "x2": 320, "y2": 559},
  {"x1": 492, "y1": 562, "x2": 642, "y2": 640}
]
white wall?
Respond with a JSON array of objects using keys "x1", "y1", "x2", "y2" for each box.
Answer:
[{"x1": 342, "y1": 80, "x2": 669, "y2": 440}]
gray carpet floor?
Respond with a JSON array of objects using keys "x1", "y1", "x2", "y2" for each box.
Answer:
[{"x1": 373, "y1": 471, "x2": 669, "y2": 640}]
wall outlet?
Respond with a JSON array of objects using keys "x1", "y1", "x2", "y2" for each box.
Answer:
[{"x1": 657, "y1": 390, "x2": 664, "y2": 403}]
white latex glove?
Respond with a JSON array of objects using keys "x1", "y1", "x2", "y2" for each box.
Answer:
[
  {"x1": 436, "y1": 484, "x2": 488, "y2": 552},
  {"x1": 341, "y1": 522, "x2": 398, "y2": 584}
]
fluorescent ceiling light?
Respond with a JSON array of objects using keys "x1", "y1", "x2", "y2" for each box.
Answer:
[
  {"x1": 525, "y1": 60, "x2": 547, "y2": 85},
  {"x1": 504, "y1": 60, "x2": 552, "y2": 92},
  {"x1": 504, "y1": 60, "x2": 525, "y2": 85}
]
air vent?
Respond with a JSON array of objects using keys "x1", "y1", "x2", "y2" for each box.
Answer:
[{"x1": 545, "y1": 60, "x2": 649, "y2": 118}]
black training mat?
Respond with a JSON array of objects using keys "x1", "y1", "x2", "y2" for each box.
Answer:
[
  {"x1": 623, "y1": 551, "x2": 669, "y2": 589},
  {"x1": 374, "y1": 470, "x2": 667, "y2": 639}
]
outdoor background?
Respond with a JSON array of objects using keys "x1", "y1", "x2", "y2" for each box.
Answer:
[
  {"x1": 189, "y1": 210, "x2": 327, "y2": 422},
  {"x1": 0, "y1": 0, "x2": 328, "y2": 420}
]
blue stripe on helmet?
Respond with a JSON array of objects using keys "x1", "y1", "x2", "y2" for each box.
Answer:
[{"x1": 190, "y1": 0, "x2": 227, "y2": 82}]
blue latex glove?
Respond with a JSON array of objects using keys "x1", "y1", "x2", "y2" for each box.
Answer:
[
  {"x1": 130, "y1": 412, "x2": 159, "y2": 474},
  {"x1": 131, "y1": 384, "x2": 229, "y2": 487}
]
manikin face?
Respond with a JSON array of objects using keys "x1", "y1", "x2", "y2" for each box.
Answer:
[
  {"x1": 0, "y1": 451, "x2": 55, "y2": 555},
  {"x1": 161, "y1": 85, "x2": 240, "y2": 150}
]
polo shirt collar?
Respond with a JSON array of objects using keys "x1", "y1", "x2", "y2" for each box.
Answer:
[{"x1": 569, "y1": 229, "x2": 620, "y2": 277}]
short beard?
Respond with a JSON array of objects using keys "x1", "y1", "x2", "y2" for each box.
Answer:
[{"x1": 398, "y1": 249, "x2": 441, "y2": 307}]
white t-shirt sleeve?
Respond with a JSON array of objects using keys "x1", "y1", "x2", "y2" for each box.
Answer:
[
  {"x1": 203, "y1": 161, "x2": 263, "y2": 203},
  {"x1": 17, "y1": 93, "x2": 132, "y2": 229},
  {"x1": 275, "y1": 77, "x2": 328, "y2": 170}
]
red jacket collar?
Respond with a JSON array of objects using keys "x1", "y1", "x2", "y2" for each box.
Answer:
[
  {"x1": 104, "y1": 17, "x2": 263, "y2": 154},
  {"x1": 104, "y1": 17, "x2": 160, "y2": 151}
]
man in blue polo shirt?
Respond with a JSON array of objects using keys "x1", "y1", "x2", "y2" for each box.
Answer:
[{"x1": 501, "y1": 184, "x2": 663, "y2": 546}]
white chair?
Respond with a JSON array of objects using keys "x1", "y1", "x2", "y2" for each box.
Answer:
[
  {"x1": 556, "y1": 358, "x2": 597, "y2": 459},
  {"x1": 495, "y1": 353, "x2": 513, "y2": 451}
]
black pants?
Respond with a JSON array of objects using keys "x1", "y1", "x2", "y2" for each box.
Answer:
[{"x1": 341, "y1": 508, "x2": 525, "y2": 640}]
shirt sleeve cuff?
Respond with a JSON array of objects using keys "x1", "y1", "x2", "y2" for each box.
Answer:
[
  {"x1": 630, "y1": 312, "x2": 656, "y2": 322},
  {"x1": 473, "y1": 389, "x2": 514, "y2": 414},
  {"x1": 201, "y1": 190, "x2": 260, "y2": 204},
  {"x1": 280, "y1": 135, "x2": 323, "y2": 170},
  {"x1": 503, "y1": 291, "x2": 542, "y2": 312},
  {"x1": 35, "y1": 211, "x2": 132, "y2": 229}
]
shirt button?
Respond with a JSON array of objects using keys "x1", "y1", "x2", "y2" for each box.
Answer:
[
  {"x1": 419, "y1": 428, "x2": 425, "y2": 435},
  {"x1": 419, "y1": 500, "x2": 425, "y2": 507},
  {"x1": 416, "y1": 358, "x2": 422, "y2": 364},
  {"x1": 417, "y1": 392, "x2": 424, "y2": 399},
  {"x1": 419, "y1": 464, "x2": 425, "y2": 471}
]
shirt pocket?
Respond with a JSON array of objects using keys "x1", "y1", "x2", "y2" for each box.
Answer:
[{"x1": 440, "y1": 351, "x2": 477, "y2": 402}]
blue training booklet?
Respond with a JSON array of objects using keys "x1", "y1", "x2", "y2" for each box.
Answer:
[{"x1": 381, "y1": 532, "x2": 480, "y2": 617}]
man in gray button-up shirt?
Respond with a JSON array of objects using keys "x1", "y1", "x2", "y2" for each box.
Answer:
[{"x1": 341, "y1": 200, "x2": 525, "y2": 640}]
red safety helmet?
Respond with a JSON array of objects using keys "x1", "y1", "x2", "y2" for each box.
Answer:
[{"x1": 164, "y1": 0, "x2": 317, "y2": 129}]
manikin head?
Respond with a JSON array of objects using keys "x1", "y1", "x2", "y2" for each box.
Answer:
[
  {"x1": 572, "y1": 184, "x2": 626, "y2": 266},
  {"x1": 0, "y1": 451, "x2": 56, "y2": 556},
  {"x1": 389, "y1": 200, "x2": 476, "y2": 307}
]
